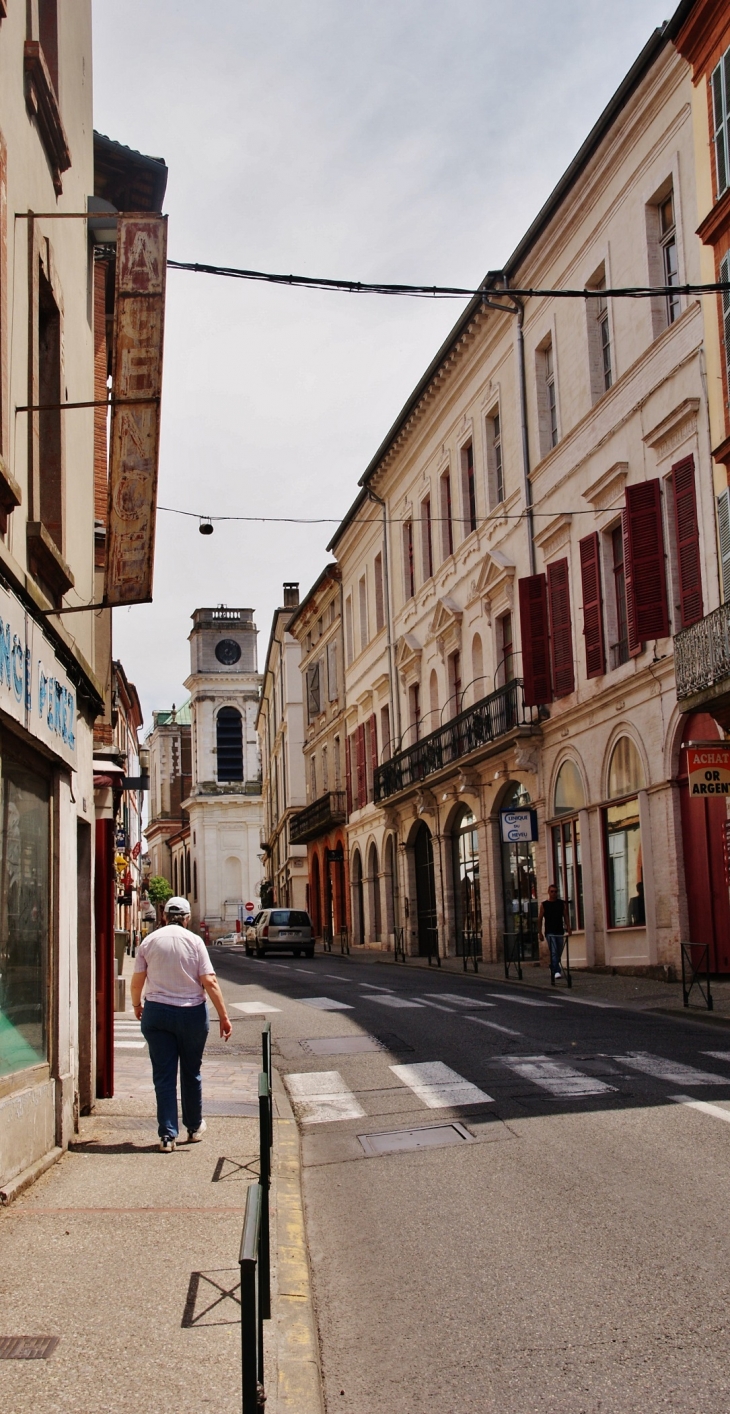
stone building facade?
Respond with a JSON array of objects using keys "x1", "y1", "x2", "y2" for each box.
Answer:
[
  {"x1": 144, "y1": 701, "x2": 192, "y2": 884},
  {"x1": 257, "y1": 585, "x2": 308, "y2": 912}
]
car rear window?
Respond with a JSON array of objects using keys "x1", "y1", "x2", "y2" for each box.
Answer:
[{"x1": 269, "y1": 910, "x2": 310, "y2": 927}]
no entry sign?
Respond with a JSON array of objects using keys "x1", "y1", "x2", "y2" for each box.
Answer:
[{"x1": 687, "y1": 745, "x2": 730, "y2": 796}]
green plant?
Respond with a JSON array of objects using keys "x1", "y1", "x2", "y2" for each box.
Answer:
[{"x1": 147, "y1": 875, "x2": 173, "y2": 906}]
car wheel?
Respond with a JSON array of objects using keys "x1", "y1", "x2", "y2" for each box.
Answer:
[
  {"x1": 305, "y1": 949, "x2": 314, "y2": 959},
  {"x1": 245, "y1": 947, "x2": 253, "y2": 957},
  {"x1": 294, "y1": 949, "x2": 302, "y2": 958},
  {"x1": 256, "y1": 946, "x2": 265, "y2": 958}
]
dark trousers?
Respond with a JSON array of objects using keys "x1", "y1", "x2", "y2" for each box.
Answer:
[{"x1": 141, "y1": 1000, "x2": 209, "y2": 1139}]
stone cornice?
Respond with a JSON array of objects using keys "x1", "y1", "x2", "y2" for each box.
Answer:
[{"x1": 643, "y1": 397, "x2": 700, "y2": 460}]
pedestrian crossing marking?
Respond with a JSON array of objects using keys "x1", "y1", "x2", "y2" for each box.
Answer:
[
  {"x1": 298, "y1": 997, "x2": 354, "y2": 1011},
  {"x1": 615, "y1": 1052, "x2": 728, "y2": 1086},
  {"x1": 417, "y1": 998, "x2": 461, "y2": 1012},
  {"x1": 465, "y1": 1015, "x2": 523, "y2": 1037},
  {"x1": 500, "y1": 1056, "x2": 614, "y2": 1097},
  {"x1": 670, "y1": 1094, "x2": 730, "y2": 1123},
  {"x1": 389, "y1": 1061, "x2": 493, "y2": 1109},
  {"x1": 284, "y1": 1070, "x2": 366, "y2": 1124},
  {"x1": 702, "y1": 1052, "x2": 730, "y2": 1064},
  {"x1": 486, "y1": 993, "x2": 557, "y2": 1007},
  {"x1": 233, "y1": 1002, "x2": 282, "y2": 1014},
  {"x1": 115, "y1": 1041, "x2": 146, "y2": 1049},
  {"x1": 366, "y1": 996, "x2": 425, "y2": 1009},
  {"x1": 426, "y1": 994, "x2": 495, "y2": 1009}
]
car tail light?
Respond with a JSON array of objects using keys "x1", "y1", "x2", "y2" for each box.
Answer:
[{"x1": 262, "y1": 925, "x2": 269, "y2": 938}]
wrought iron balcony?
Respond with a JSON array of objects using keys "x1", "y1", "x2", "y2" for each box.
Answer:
[
  {"x1": 675, "y1": 602, "x2": 730, "y2": 707},
  {"x1": 289, "y1": 790, "x2": 347, "y2": 844},
  {"x1": 374, "y1": 678, "x2": 539, "y2": 803}
]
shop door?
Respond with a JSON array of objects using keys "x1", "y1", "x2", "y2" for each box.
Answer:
[
  {"x1": 500, "y1": 783, "x2": 539, "y2": 960},
  {"x1": 414, "y1": 822, "x2": 438, "y2": 958},
  {"x1": 679, "y1": 713, "x2": 730, "y2": 972}
]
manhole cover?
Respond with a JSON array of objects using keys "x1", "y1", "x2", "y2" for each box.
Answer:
[
  {"x1": 358, "y1": 1123, "x2": 472, "y2": 1157},
  {"x1": 300, "y1": 1035, "x2": 385, "y2": 1056},
  {"x1": 0, "y1": 1336, "x2": 59, "y2": 1360}
]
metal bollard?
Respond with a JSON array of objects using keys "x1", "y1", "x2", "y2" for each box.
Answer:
[
  {"x1": 258, "y1": 1072, "x2": 271, "y2": 1319},
  {"x1": 239, "y1": 1182, "x2": 265, "y2": 1412},
  {"x1": 261, "y1": 1022, "x2": 273, "y2": 1145}
]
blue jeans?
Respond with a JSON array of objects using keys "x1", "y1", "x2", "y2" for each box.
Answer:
[
  {"x1": 141, "y1": 1000, "x2": 209, "y2": 1139},
  {"x1": 546, "y1": 933, "x2": 565, "y2": 975}
]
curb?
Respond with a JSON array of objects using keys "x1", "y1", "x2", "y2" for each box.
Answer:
[{"x1": 272, "y1": 1071, "x2": 324, "y2": 1413}]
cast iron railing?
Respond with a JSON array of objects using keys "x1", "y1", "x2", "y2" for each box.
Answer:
[
  {"x1": 675, "y1": 602, "x2": 730, "y2": 701},
  {"x1": 374, "y1": 679, "x2": 539, "y2": 802},
  {"x1": 289, "y1": 790, "x2": 347, "y2": 844}
]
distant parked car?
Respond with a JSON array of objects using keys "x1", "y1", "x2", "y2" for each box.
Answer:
[
  {"x1": 248, "y1": 909, "x2": 314, "y2": 958},
  {"x1": 215, "y1": 932, "x2": 240, "y2": 945}
]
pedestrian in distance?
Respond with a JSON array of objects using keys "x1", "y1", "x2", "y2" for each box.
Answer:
[
  {"x1": 130, "y1": 895, "x2": 233, "y2": 1151},
  {"x1": 537, "y1": 883, "x2": 572, "y2": 982}
]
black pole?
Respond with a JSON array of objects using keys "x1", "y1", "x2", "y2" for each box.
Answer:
[
  {"x1": 258, "y1": 1073, "x2": 271, "y2": 1320},
  {"x1": 240, "y1": 1183, "x2": 262, "y2": 1413}
]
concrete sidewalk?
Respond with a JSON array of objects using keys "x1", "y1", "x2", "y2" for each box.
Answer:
[{"x1": 0, "y1": 1005, "x2": 323, "y2": 1413}]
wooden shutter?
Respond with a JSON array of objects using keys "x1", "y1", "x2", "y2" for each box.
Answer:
[
  {"x1": 345, "y1": 734, "x2": 353, "y2": 815},
  {"x1": 718, "y1": 489, "x2": 730, "y2": 604},
  {"x1": 672, "y1": 454, "x2": 703, "y2": 628},
  {"x1": 625, "y1": 480, "x2": 669, "y2": 641},
  {"x1": 547, "y1": 558, "x2": 574, "y2": 697},
  {"x1": 356, "y1": 723, "x2": 367, "y2": 809},
  {"x1": 579, "y1": 533, "x2": 605, "y2": 678},
  {"x1": 622, "y1": 510, "x2": 641, "y2": 656},
  {"x1": 518, "y1": 574, "x2": 552, "y2": 706},
  {"x1": 367, "y1": 714, "x2": 378, "y2": 802}
]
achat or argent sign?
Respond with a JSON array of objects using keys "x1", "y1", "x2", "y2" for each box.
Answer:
[
  {"x1": 106, "y1": 213, "x2": 167, "y2": 606},
  {"x1": 687, "y1": 745, "x2": 730, "y2": 796},
  {"x1": 0, "y1": 580, "x2": 76, "y2": 769}
]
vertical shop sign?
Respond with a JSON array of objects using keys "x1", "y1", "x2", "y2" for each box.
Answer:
[{"x1": 105, "y1": 214, "x2": 167, "y2": 606}]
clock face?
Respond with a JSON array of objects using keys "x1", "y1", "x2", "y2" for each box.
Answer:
[{"x1": 215, "y1": 638, "x2": 241, "y2": 665}]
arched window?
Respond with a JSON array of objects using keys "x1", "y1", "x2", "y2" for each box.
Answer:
[
  {"x1": 452, "y1": 806, "x2": 481, "y2": 961},
  {"x1": 217, "y1": 707, "x2": 243, "y2": 782},
  {"x1": 471, "y1": 634, "x2": 483, "y2": 702},
  {"x1": 552, "y1": 761, "x2": 585, "y2": 931},
  {"x1": 351, "y1": 848, "x2": 364, "y2": 945},
  {"x1": 367, "y1": 842, "x2": 381, "y2": 942},
  {"x1": 224, "y1": 855, "x2": 242, "y2": 900},
  {"x1": 604, "y1": 737, "x2": 645, "y2": 929}
]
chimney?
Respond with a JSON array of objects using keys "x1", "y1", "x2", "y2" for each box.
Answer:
[{"x1": 283, "y1": 582, "x2": 299, "y2": 608}]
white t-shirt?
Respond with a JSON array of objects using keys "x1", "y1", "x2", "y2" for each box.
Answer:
[{"x1": 134, "y1": 924, "x2": 215, "y2": 1006}]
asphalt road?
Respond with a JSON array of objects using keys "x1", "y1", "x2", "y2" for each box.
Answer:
[{"x1": 213, "y1": 948, "x2": 730, "y2": 1413}]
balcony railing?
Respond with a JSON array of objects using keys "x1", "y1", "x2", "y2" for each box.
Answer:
[
  {"x1": 675, "y1": 602, "x2": 730, "y2": 702},
  {"x1": 289, "y1": 790, "x2": 347, "y2": 844},
  {"x1": 374, "y1": 678, "x2": 539, "y2": 802}
]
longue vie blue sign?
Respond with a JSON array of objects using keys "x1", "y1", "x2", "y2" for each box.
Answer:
[{"x1": 0, "y1": 580, "x2": 77, "y2": 769}]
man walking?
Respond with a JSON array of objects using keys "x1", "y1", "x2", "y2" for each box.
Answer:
[
  {"x1": 538, "y1": 883, "x2": 571, "y2": 982},
  {"x1": 131, "y1": 896, "x2": 233, "y2": 1151}
]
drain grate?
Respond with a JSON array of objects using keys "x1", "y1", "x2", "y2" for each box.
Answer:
[
  {"x1": 300, "y1": 1035, "x2": 385, "y2": 1056},
  {"x1": 358, "y1": 1123, "x2": 472, "y2": 1157},
  {"x1": 0, "y1": 1336, "x2": 59, "y2": 1360}
]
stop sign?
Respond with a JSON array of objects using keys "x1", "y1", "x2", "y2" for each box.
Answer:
[{"x1": 245, "y1": 902, "x2": 254, "y2": 912}]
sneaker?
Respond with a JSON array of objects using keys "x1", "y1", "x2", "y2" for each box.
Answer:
[
  {"x1": 187, "y1": 1119, "x2": 207, "y2": 1143},
  {"x1": 553, "y1": 970, "x2": 562, "y2": 979},
  {"x1": 159, "y1": 1137, "x2": 176, "y2": 1152}
]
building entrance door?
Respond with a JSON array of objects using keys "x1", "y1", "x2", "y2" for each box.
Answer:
[
  {"x1": 500, "y1": 781, "x2": 539, "y2": 961},
  {"x1": 679, "y1": 712, "x2": 730, "y2": 972},
  {"x1": 414, "y1": 821, "x2": 438, "y2": 958}
]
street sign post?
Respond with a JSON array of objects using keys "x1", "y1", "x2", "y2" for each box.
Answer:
[{"x1": 687, "y1": 744, "x2": 730, "y2": 797}]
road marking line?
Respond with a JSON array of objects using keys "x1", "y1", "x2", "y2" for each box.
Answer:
[
  {"x1": 670, "y1": 1094, "x2": 730, "y2": 1123},
  {"x1": 365, "y1": 996, "x2": 424, "y2": 1009},
  {"x1": 702, "y1": 1052, "x2": 730, "y2": 1063},
  {"x1": 465, "y1": 1016, "x2": 523, "y2": 1037},
  {"x1": 114, "y1": 1041, "x2": 146, "y2": 1049},
  {"x1": 428, "y1": 993, "x2": 495, "y2": 1009},
  {"x1": 284, "y1": 1070, "x2": 366, "y2": 1124},
  {"x1": 325, "y1": 974, "x2": 353, "y2": 982},
  {"x1": 486, "y1": 993, "x2": 558, "y2": 1008},
  {"x1": 615, "y1": 1052, "x2": 728, "y2": 1086},
  {"x1": 359, "y1": 983, "x2": 394, "y2": 991},
  {"x1": 389, "y1": 1061, "x2": 493, "y2": 1108},
  {"x1": 500, "y1": 1056, "x2": 615, "y2": 1097},
  {"x1": 298, "y1": 996, "x2": 354, "y2": 1011},
  {"x1": 233, "y1": 1002, "x2": 283, "y2": 1014},
  {"x1": 416, "y1": 998, "x2": 459, "y2": 1012}
]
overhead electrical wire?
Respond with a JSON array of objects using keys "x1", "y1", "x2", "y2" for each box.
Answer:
[{"x1": 158, "y1": 505, "x2": 605, "y2": 525}]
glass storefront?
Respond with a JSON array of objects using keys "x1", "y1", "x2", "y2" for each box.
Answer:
[
  {"x1": 453, "y1": 807, "x2": 481, "y2": 956},
  {"x1": 500, "y1": 782, "x2": 539, "y2": 959},
  {"x1": 604, "y1": 737, "x2": 645, "y2": 930},
  {"x1": 551, "y1": 759, "x2": 585, "y2": 930},
  {"x1": 0, "y1": 746, "x2": 50, "y2": 1077}
]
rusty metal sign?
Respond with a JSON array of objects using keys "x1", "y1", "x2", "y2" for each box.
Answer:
[{"x1": 105, "y1": 214, "x2": 167, "y2": 606}]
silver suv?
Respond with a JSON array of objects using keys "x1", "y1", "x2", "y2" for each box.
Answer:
[{"x1": 247, "y1": 908, "x2": 314, "y2": 959}]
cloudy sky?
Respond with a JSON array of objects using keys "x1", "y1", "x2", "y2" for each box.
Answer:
[{"x1": 92, "y1": 0, "x2": 672, "y2": 728}]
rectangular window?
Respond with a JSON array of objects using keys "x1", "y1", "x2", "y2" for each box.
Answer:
[
  {"x1": 374, "y1": 552, "x2": 385, "y2": 632},
  {"x1": 579, "y1": 532, "x2": 605, "y2": 678},
  {"x1": 380, "y1": 704, "x2": 391, "y2": 762},
  {"x1": 0, "y1": 748, "x2": 50, "y2": 1077},
  {"x1": 486, "y1": 410, "x2": 504, "y2": 508},
  {"x1": 659, "y1": 191, "x2": 680, "y2": 326},
  {"x1": 604, "y1": 797, "x2": 644, "y2": 928},
  {"x1": 546, "y1": 343, "x2": 557, "y2": 447},
  {"x1": 552, "y1": 818, "x2": 583, "y2": 931},
  {"x1": 440, "y1": 471, "x2": 453, "y2": 560},
  {"x1": 625, "y1": 479, "x2": 669, "y2": 641},
  {"x1": 587, "y1": 271, "x2": 612, "y2": 401},
  {"x1": 409, "y1": 681, "x2": 421, "y2": 742},
  {"x1": 448, "y1": 650, "x2": 462, "y2": 718},
  {"x1": 310, "y1": 755, "x2": 317, "y2": 801},
  {"x1": 421, "y1": 496, "x2": 433, "y2": 581},
  {"x1": 461, "y1": 441, "x2": 477, "y2": 534},
  {"x1": 537, "y1": 339, "x2": 558, "y2": 457},
  {"x1": 345, "y1": 595, "x2": 353, "y2": 665},
  {"x1": 610, "y1": 524, "x2": 629, "y2": 668},
  {"x1": 327, "y1": 639, "x2": 338, "y2": 700},
  {"x1": 355, "y1": 723, "x2": 367, "y2": 809},
  {"x1": 366, "y1": 714, "x2": 377, "y2": 802},
  {"x1": 38, "y1": 265, "x2": 63, "y2": 550},
  {"x1": 322, "y1": 745, "x2": 328, "y2": 791},
  {"x1": 546, "y1": 558, "x2": 574, "y2": 698},
  {"x1": 518, "y1": 574, "x2": 552, "y2": 706},
  {"x1": 711, "y1": 47, "x2": 730, "y2": 199},
  {"x1": 358, "y1": 574, "x2": 368, "y2": 651},
  {"x1": 499, "y1": 611, "x2": 514, "y2": 687},
  {"x1": 306, "y1": 662, "x2": 321, "y2": 721},
  {"x1": 671, "y1": 454, "x2": 703, "y2": 629},
  {"x1": 719, "y1": 489, "x2": 730, "y2": 604},
  {"x1": 721, "y1": 251, "x2": 730, "y2": 412},
  {"x1": 334, "y1": 735, "x2": 341, "y2": 789},
  {"x1": 403, "y1": 520, "x2": 415, "y2": 600}
]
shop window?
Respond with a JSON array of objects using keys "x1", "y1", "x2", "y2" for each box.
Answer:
[
  {"x1": 452, "y1": 807, "x2": 481, "y2": 958},
  {"x1": 552, "y1": 761, "x2": 586, "y2": 932},
  {"x1": 604, "y1": 737, "x2": 645, "y2": 929},
  {"x1": 554, "y1": 759, "x2": 585, "y2": 815},
  {"x1": 0, "y1": 752, "x2": 50, "y2": 1077}
]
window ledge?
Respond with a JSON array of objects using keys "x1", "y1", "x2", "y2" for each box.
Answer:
[
  {"x1": 0, "y1": 455, "x2": 21, "y2": 535},
  {"x1": 696, "y1": 185, "x2": 730, "y2": 248},
  {"x1": 26, "y1": 521, "x2": 75, "y2": 607},
  {"x1": 23, "y1": 41, "x2": 71, "y2": 196}
]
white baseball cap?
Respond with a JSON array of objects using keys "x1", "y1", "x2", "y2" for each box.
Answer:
[{"x1": 164, "y1": 896, "x2": 191, "y2": 917}]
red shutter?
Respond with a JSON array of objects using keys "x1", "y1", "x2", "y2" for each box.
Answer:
[
  {"x1": 625, "y1": 480, "x2": 669, "y2": 641},
  {"x1": 579, "y1": 533, "x2": 605, "y2": 678},
  {"x1": 622, "y1": 509, "x2": 641, "y2": 657},
  {"x1": 518, "y1": 574, "x2": 552, "y2": 706},
  {"x1": 367, "y1": 714, "x2": 378, "y2": 802},
  {"x1": 547, "y1": 558, "x2": 574, "y2": 697},
  {"x1": 672, "y1": 454, "x2": 703, "y2": 628},
  {"x1": 345, "y1": 734, "x2": 352, "y2": 815},
  {"x1": 356, "y1": 723, "x2": 367, "y2": 809}
]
